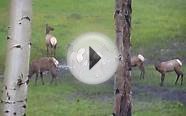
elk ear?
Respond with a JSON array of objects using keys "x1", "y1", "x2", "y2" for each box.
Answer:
[{"x1": 115, "y1": 88, "x2": 120, "y2": 94}]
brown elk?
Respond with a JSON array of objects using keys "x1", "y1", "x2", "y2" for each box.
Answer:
[
  {"x1": 112, "y1": 89, "x2": 131, "y2": 116},
  {"x1": 45, "y1": 24, "x2": 57, "y2": 56},
  {"x1": 28, "y1": 57, "x2": 59, "y2": 85},
  {"x1": 131, "y1": 54, "x2": 145, "y2": 79},
  {"x1": 112, "y1": 89, "x2": 122, "y2": 116},
  {"x1": 154, "y1": 59, "x2": 183, "y2": 86}
]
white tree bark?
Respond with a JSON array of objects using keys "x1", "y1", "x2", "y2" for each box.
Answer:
[{"x1": 1, "y1": 0, "x2": 32, "y2": 115}]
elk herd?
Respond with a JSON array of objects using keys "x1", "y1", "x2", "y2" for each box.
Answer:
[
  {"x1": 131, "y1": 54, "x2": 184, "y2": 86},
  {"x1": 29, "y1": 24, "x2": 184, "y2": 86},
  {"x1": 29, "y1": 24, "x2": 59, "y2": 85}
]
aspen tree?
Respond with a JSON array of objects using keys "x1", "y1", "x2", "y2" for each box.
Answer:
[{"x1": 1, "y1": 0, "x2": 32, "y2": 115}]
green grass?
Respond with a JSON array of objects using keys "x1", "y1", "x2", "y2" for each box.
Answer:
[
  {"x1": 0, "y1": 0, "x2": 9, "y2": 72},
  {"x1": 132, "y1": 0, "x2": 186, "y2": 43},
  {"x1": 134, "y1": 101, "x2": 186, "y2": 116},
  {"x1": 0, "y1": 66, "x2": 186, "y2": 116},
  {"x1": 25, "y1": 65, "x2": 186, "y2": 116},
  {"x1": 132, "y1": 66, "x2": 186, "y2": 116},
  {"x1": 0, "y1": 0, "x2": 186, "y2": 115},
  {"x1": 0, "y1": 0, "x2": 186, "y2": 65},
  {"x1": 27, "y1": 78, "x2": 113, "y2": 116}
]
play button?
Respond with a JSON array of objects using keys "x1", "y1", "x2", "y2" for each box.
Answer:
[
  {"x1": 89, "y1": 47, "x2": 101, "y2": 70},
  {"x1": 67, "y1": 32, "x2": 119, "y2": 84}
]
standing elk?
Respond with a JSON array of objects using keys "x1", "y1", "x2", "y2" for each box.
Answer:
[
  {"x1": 131, "y1": 54, "x2": 145, "y2": 79},
  {"x1": 112, "y1": 89, "x2": 122, "y2": 116},
  {"x1": 45, "y1": 24, "x2": 57, "y2": 56},
  {"x1": 28, "y1": 57, "x2": 59, "y2": 85},
  {"x1": 154, "y1": 59, "x2": 183, "y2": 86}
]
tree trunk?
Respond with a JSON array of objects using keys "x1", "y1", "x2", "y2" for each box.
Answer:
[
  {"x1": 1, "y1": 0, "x2": 32, "y2": 115},
  {"x1": 113, "y1": 0, "x2": 132, "y2": 116}
]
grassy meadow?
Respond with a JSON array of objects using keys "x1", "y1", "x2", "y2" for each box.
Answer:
[
  {"x1": 0, "y1": 0, "x2": 186, "y2": 116},
  {"x1": 26, "y1": 66, "x2": 186, "y2": 116}
]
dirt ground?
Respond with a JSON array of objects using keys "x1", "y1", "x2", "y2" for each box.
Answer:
[{"x1": 133, "y1": 84, "x2": 186, "y2": 105}]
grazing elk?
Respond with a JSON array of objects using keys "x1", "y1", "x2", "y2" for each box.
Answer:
[
  {"x1": 112, "y1": 89, "x2": 131, "y2": 116},
  {"x1": 131, "y1": 54, "x2": 145, "y2": 79},
  {"x1": 28, "y1": 57, "x2": 59, "y2": 85},
  {"x1": 45, "y1": 24, "x2": 57, "y2": 56},
  {"x1": 112, "y1": 89, "x2": 122, "y2": 116},
  {"x1": 154, "y1": 59, "x2": 183, "y2": 86}
]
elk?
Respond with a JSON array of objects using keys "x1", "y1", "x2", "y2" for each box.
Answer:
[
  {"x1": 112, "y1": 89, "x2": 131, "y2": 116},
  {"x1": 112, "y1": 89, "x2": 122, "y2": 116},
  {"x1": 154, "y1": 59, "x2": 183, "y2": 86},
  {"x1": 45, "y1": 24, "x2": 57, "y2": 56},
  {"x1": 28, "y1": 57, "x2": 59, "y2": 85},
  {"x1": 131, "y1": 54, "x2": 145, "y2": 79}
]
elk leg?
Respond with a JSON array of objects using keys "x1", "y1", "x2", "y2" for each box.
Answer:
[
  {"x1": 52, "y1": 74, "x2": 58, "y2": 85},
  {"x1": 50, "y1": 68, "x2": 58, "y2": 84},
  {"x1": 175, "y1": 69, "x2": 183, "y2": 86},
  {"x1": 50, "y1": 71, "x2": 54, "y2": 84},
  {"x1": 48, "y1": 47, "x2": 51, "y2": 56},
  {"x1": 160, "y1": 73, "x2": 165, "y2": 86},
  {"x1": 46, "y1": 45, "x2": 49, "y2": 56},
  {"x1": 113, "y1": 88, "x2": 122, "y2": 116},
  {"x1": 35, "y1": 73, "x2": 38, "y2": 85},
  {"x1": 50, "y1": 76, "x2": 54, "y2": 84},
  {"x1": 53, "y1": 47, "x2": 56, "y2": 57},
  {"x1": 174, "y1": 69, "x2": 180, "y2": 85},
  {"x1": 54, "y1": 76, "x2": 57, "y2": 85},
  {"x1": 181, "y1": 73, "x2": 183, "y2": 86},
  {"x1": 48, "y1": 45, "x2": 52, "y2": 56},
  {"x1": 175, "y1": 74, "x2": 180, "y2": 85},
  {"x1": 40, "y1": 72, "x2": 44, "y2": 85},
  {"x1": 139, "y1": 64, "x2": 145, "y2": 79},
  {"x1": 139, "y1": 66, "x2": 142, "y2": 80},
  {"x1": 179, "y1": 71, "x2": 184, "y2": 86},
  {"x1": 140, "y1": 71, "x2": 142, "y2": 80}
]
